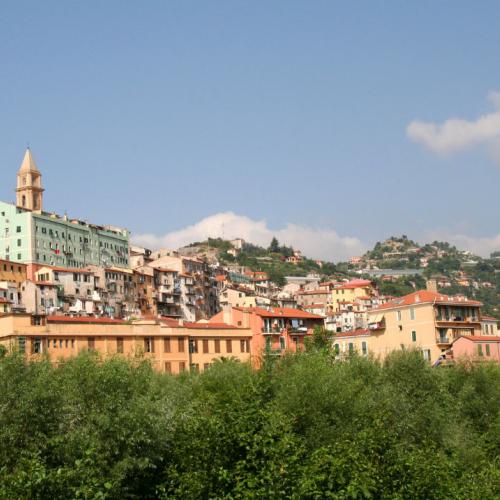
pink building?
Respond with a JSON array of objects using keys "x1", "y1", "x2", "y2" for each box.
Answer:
[{"x1": 452, "y1": 336, "x2": 500, "y2": 361}]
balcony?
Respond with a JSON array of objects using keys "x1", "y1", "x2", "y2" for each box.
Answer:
[
  {"x1": 287, "y1": 327, "x2": 310, "y2": 335},
  {"x1": 436, "y1": 316, "x2": 479, "y2": 325},
  {"x1": 262, "y1": 327, "x2": 282, "y2": 335},
  {"x1": 158, "y1": 296, "x2": 177, "y2": 305},
  {"x1": 436, "y1": 336, "x2": 451, "y2": 346}
]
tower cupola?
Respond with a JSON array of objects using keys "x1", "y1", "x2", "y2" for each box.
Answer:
[{"x1": 16, "y1": 148, "x2": 44, "y2": 212}]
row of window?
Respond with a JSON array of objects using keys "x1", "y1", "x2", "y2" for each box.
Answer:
[
  {"x1": 478, "y1": 344, "x2": 493, "y2": 356},
  {"x1": 1, "y1": 263, "x2": 24, "y2": 273},
  {"x1": 106, "y1": 272, "x2": 134, "y2": 282},
  {"x1": 18, "y1": 337, "x2": 75, "y2": 354},
  {"x1": 396, "y1": 308, "x2": 416, "y2": 322},
  {"x1": 334, "y1": 341, "x2": 369, "y2": 356},
  {"x1": 35, "y1": 226, "x2": 126, "y2": 251},
  {"x1": 165, "y1": 361, "x2": 186, "y2": 373},
  {"x1": 34, "y1": 252, "x2": 128, "y2": 267},
  {"x1": 19, "y1": 336, "x2": 252, "y2": 356},
  {"x1": 3, "y1": 226, "x2": 22, "y2": 237},
  {"x1": 483, "y1": 324, "x2": 496, "y2": 335},
  {"x1": 145, "y1": 337, "x2": 251, "y2": 354}
]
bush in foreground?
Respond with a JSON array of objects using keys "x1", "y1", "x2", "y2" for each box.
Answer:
[{"x1": 0, "y1": 350, "x2": 498, "y2": 499}]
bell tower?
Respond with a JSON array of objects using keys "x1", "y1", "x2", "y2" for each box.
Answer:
[{"x1": 16, "y1": 148, "x2": 44, "y2": 212}]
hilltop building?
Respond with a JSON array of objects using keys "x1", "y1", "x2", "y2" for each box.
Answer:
[{"x1": 0, "y1": 149, "x2": 130, "y2": 275}]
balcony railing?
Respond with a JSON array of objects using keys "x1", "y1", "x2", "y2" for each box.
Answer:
[
  {"x1": 288, "y1": 327, "x2": 310, "y2": 334},
  {"x1": 262, "y1": 327, "x2": 282, "y2": 335},
  {"x1": 436, "y1": 317, "x2": 479, "y2": 323},
  {"x1": 436, "y1": 336, "x2": 450, "y2": 345}
]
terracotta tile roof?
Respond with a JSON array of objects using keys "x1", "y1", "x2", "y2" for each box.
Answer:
[
  {"x1": 105, "y1": 267, "x2": 133, "y2": 274},
  {"x1": 235, "y1": 306, "x2": 324, "y2": 319},
  {"x1": 38, "y1": 266, "x2": 94, "y2": 274},
  {"x1": 456, "y1": 335, "x2": 500, "y2": 342},
  {"x1": 371, "y1": 290, "x2": 482, "y2": 311},
  {"x1": 184, "y1": 322, "x2": 240, "y2": 330},
  {"x1": 154, "y1": 268, "x2": 178, "y2": 273},
  {"x1": 159, "y1": 317, "x2": 180, "y2": 327},
  {"x1": 47, "y1": 316, "x2": 125, "y2": 324},
  {"x1": 297, "y1": 289, "x2": 330, "y2": 295},
  {"x1": 334, "y1": 328, "x2": 370, "y2": 338},
  {"x1": 482, "y1": 316, "x2": 498, "y2": 322},
  {"x1": 215, "y1": 275, "x2": 226, "y2": 282},
  {"x1": 336, "y1": 279, "x2": 372, "y2": 290}
]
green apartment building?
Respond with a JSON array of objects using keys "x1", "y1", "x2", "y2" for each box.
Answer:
[{"x1": 0, "y1": 149, "x2": 130, "y2": 269}]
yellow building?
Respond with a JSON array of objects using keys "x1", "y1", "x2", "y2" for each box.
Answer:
[
  {"x1": 219, "y1": 286, "x2": 270, "y2": 309},
  {"x1": 0, "y1": 314, "x2": 252, "y2": 374},
  {"x1": 343, "y1": 290, "x2": 483, "y2": 363},
  {"x1": 330, "y1": 279, "x2": 374, "y2": 311}
]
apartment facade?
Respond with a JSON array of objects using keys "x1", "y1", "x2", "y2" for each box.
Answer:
[
  {"x1": 210, "y1": 306, "x2": 324, "y2": 365},
  {"x1": 0, "y1": 314, "x2": 252, "y2": 374},
  {"x1": 0, "y1": 150, "x2": 130, "y2": 272},
  {"x1": 361, "y1": 290, "x2": 483, "y2": 363}
]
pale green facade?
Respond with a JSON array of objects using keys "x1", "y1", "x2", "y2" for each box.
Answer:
[{"x1": 0, "y1": 201, "x2": 129, "y2": 268}]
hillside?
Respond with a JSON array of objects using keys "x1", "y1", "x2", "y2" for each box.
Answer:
[
  {"x1": 182, "y1": 237, "x2": 347, "y2": 286},
  {"x1": 354, "y1": 236, "x2": 500, "y2": 317},
  {"x1": 181, "y1": 235, "x2": 499, "y2": 318}
]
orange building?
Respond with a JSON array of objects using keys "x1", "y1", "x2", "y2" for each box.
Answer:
[
  {"x1": 0, "y1": 314, "x2": 252, "y2": 374},
  {"x1": 210, "y1": 306, "x2": 324, "y2": 365}
]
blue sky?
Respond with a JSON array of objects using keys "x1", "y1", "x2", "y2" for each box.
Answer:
[{"x1": 1, "y1": 1, "x2": 499, "y2": 260}]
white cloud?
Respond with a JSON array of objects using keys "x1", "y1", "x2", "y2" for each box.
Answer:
[
  {"x1": 406, "y1": 91, "x2": 500, "y2": 161},
  {"x1": 133, "y1": 211, "x2": 366, "y2": 262},
  {"x1": 425, "y1": 230, "x2": 500, "y2": 258},
  {"x1": 488, "y1": 90, "x2": 500, "y2": 109}
]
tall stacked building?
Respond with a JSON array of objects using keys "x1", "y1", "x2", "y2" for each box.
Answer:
[{"x1": 0, "y1": 149, "x2": 130, "y2": 272}]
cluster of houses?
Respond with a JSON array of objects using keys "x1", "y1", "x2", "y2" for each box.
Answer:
[{"x1": 0, "y1": 149, "x2": 498, "y2": 372}]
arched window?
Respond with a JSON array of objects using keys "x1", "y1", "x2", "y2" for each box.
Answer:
[{"x1": 22, "y1": 195, "x2": 26, "y2": 207}]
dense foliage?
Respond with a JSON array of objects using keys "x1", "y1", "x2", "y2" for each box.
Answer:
[{"x1": 0, "y1": 351, "x2": 499, "y2": 499}]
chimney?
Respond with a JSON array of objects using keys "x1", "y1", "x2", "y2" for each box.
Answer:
[
  {"x1": 426, "y1": 279, "x2": 438, "y2": 293},
  {"x1": 242, "y1": 310, "x2": 251, "y2": 328},
  {"x1": 222, "y1": 302, "x2": 232, "y2": 325}
]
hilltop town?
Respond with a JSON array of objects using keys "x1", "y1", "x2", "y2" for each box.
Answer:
[{"x1": 0, "y1": 150, "x2": 498, "y2": 370}]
